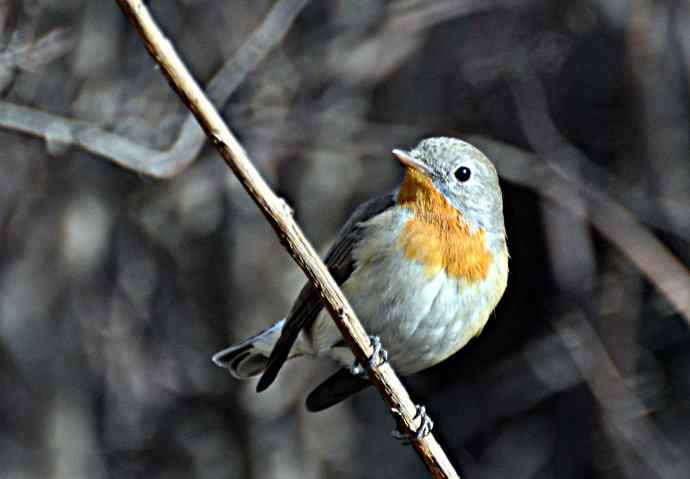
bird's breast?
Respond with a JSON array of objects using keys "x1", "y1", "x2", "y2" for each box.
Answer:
[
  {"x1": 396, "y1": 168, "x2": 494, "y2": 282},
  {"x1": 323, "y1": 201, "x2": 508, "y2": 375}
]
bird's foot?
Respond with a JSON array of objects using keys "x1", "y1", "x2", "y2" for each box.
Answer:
[
  {"x1": 349, "y1": 335, "x2": 388, "y2": 378},
  {"x1": 391, "y1": 405, "x2": 434, "y2": 444},
  {"x1": 368, "y1": 335, "x2": 389, "y2": 370}
]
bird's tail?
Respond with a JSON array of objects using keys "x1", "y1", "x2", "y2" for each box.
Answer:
[{"x1": 212, "y1": 319, "x2": 290, "y2": 379}]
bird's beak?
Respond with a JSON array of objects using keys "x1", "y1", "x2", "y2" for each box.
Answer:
[{"x1": 392, "y1": 149, "x2": 431, "y2": 175}]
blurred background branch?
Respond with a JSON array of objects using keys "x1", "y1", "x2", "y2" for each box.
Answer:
[
  {"x1": 467, "y1": 136, "x2": 690, "y2": 325},
  {"x1": 0, "y1": 0, "x2": 307, "y2": 178}
]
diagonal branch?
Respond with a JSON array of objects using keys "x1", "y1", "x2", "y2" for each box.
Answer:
[{"x1": 114, "y1": 0, "x2": 460, "y2": 478}]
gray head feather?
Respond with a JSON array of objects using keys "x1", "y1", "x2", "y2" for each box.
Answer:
[{"x1": 406, "y1": 137, "x2": 505, "y2": 237}]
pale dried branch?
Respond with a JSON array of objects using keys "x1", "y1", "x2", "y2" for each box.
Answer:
[
  {"x1": 0, "y1": 0, "x2": 307, "y2": 178},
  {"x1": 114, "y1": 0, "x2": 460, "y2": 477}
]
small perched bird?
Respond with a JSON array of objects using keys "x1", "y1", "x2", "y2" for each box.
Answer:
[{"x1": 213, "y1": 137, "x2": 508, "y2": 416}]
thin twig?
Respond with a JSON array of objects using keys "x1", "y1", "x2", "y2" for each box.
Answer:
[
  {"x1": 0, "y1": 28, "x2": 74, "y2": 73},
  {"x1": 114, "y1": 0, "x2": 460, "y2": 477},
  {"x1": 0, "y1": 0, "x2": 307, "y2": 178}
]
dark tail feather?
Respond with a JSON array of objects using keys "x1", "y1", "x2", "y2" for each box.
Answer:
[
  {"x1": 256, "y1": 341, "x2": 291, "y2": 392},
  {"x1": 256, "y1": 324, "x2": 303, "y2": 392},
  {"x1": 305, "y1": 368, "x2": 371, "y2": 412}
]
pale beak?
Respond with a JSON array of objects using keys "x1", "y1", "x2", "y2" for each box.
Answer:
[{"x1": 392, "y1": 149, "x2": 431, "y2": 175}]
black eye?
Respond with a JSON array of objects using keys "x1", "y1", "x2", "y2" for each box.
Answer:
[{"x1": 454, "y1": 166, "x2": 471, "y2": 182}]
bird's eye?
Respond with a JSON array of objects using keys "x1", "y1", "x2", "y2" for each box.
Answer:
[{"x1": 454, "y1": 166, "x2": 471, "y2": 182}]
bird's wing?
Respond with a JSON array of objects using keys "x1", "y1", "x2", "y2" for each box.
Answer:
[
  {"x1": 256, "y1": 194, "x2": 396, "y2": 392},
  {"x1": 305, "y1": 367, "x2": 371, "y2": 411}
]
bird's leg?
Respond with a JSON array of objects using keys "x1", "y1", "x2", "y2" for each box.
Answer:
[
  {"x1": 391, "y1": 405, "x2": 434, "y2": 444},
  {"x1": 349, "y1": 335, "x2": 388, "y2": 378}
]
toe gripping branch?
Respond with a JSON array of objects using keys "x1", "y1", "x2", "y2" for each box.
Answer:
[
  {"x1": 349, "y1": 335, "x2": 389, "y2": 378},
  {"x1": 348, "y1": 336, "x2": 432, "y2": 443},
  {"x1": 392, "y1": 405, "x2": 434, "y2": 444}
]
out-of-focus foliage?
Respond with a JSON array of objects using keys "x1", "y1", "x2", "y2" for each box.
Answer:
[{"x1": 0, "y1": 1, "x2": 688, "y2": 478}]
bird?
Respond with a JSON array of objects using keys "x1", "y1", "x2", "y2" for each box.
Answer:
[{"x1": 213, "y1": 137, "x2": 508, "y2": 418}]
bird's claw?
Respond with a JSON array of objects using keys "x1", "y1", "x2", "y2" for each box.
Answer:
[
  {"x1": 368, "y1": 335, "x2": 388, "y2": 370},
  {"x1": 349, "y1": 335, "x2": 388, "y2": 378},
  {"x1": 391, "y1": 405, "x2": 434, "y2": 444},
  {"x1": 349, "y1": 362, "x2": 367, "y2": 378}
]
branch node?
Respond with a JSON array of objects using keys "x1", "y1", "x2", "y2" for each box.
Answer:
[{"x1": 277, "y1": 197, "x2": 294, "y2": 217}]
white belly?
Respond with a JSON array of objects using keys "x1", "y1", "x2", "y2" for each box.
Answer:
[{"x1": 308, "y1": 208, "x2": 508, "y2": 376}]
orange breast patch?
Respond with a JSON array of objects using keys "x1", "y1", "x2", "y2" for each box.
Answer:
[{"x1": 397, "y1": 168, "x2": 493, "y2": 282}]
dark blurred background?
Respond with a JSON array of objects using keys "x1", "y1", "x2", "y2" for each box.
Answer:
[{"x1": 1, "y1": 0, "x2": 689, "y2": 477}]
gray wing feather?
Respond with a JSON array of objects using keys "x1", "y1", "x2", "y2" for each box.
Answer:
[{"x1": 256, "y1": 194, "x2": 395, "y2": 392}]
